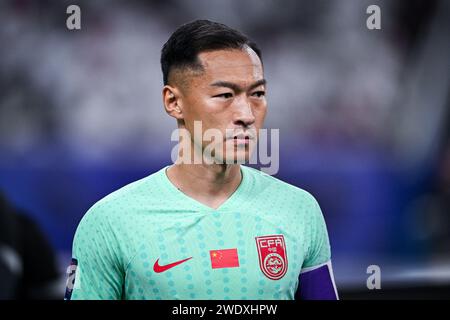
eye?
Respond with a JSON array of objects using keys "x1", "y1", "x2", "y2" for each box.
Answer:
[
  {"x1": 252, "y1": 91, "x2": 266, "y2": 98},
  {"x1": 213, "y1": 93, "x2": 233, "y2": 99}
]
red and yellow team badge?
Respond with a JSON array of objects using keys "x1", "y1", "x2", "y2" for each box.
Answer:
[{"x1": 255, "y1": 235, "x2": 288, "y2": 280}]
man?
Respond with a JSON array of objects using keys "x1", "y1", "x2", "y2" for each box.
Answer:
[{"x1": 66, "y1": 19, "x2": 338, "y2": 300}]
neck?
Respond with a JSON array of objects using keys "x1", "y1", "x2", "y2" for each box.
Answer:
[{"x1": 166, "y1": 163, "x2": 242, "y2": 209}]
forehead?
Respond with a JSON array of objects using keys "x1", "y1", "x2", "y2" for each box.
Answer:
[{"x1": 196, "y1": 47, "x2": 264, "y2": 84}]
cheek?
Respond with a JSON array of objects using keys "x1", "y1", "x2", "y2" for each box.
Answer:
[
  {"x1": 185, "y1": 94, "x2": 220, "y2": 116},
  {"x1": 182, "y1": 97, "x2": 211, "y2": 125},
  {"x1": 184, "y1": 99, "x2": 230, "y2": 133},
  {"x1": 254, "y1": 103, "x2": 267, "y2": 123}
]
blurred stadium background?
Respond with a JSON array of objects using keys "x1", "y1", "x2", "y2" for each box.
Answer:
[{"x1": 0, "y1": 0, "x2": 449, "y2": 299}]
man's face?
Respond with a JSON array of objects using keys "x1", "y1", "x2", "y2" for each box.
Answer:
[{"x1": 175, "y1": 47, "x2": 267, "y2": 164}]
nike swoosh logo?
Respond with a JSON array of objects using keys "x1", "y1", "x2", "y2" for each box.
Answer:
[{"x1": 153, "y1": 257, "x2": 192, "y2": 273}]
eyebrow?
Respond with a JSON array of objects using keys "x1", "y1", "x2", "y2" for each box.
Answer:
[{"x1": 210, "y1": 79, "x2": 267, "y2": 92}]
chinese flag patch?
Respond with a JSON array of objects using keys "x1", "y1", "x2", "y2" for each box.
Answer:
[{"x1": 210, "y1": 248, "x2": 239, "y2": 269}]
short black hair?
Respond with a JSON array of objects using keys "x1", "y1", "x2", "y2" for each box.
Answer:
[{"x1": 161, "y1": 19, "x2": 262, "y2": 85}]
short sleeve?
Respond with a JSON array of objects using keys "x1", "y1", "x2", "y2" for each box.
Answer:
[
  {"x1": 67, "y1": 204, "x2": 124, "y2": 300},
  {"x1": 301, "y1": 196, "x2": 332, "y2": 269}
]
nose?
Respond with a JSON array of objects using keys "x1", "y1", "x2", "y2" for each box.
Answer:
[{"x1": 233, "y1": 95, "x2": 255, "y2": 128}]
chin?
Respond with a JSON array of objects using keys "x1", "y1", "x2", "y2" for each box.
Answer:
[{"x1": 221, "y1": 151, "x2": 250, "y2": 164}]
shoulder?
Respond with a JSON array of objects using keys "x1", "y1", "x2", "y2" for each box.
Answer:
[{"x1": 75, "y1": 167, "x2": 166, "y2": 233}]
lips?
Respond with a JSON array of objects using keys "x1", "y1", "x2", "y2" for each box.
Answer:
[
  {"x1": 233, "y1": 135, "x2": 253, "y2": 145},
  {"x1": 224, "y1": 130, "x2": 256, "y2": 143},
  {"x1": 233, "y1": 134, "x2": 252, "y2": 140}
]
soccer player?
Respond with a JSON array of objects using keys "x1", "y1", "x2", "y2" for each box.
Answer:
[{"x1": 65, "y1": 20, "x2": 338, "y2": 300}]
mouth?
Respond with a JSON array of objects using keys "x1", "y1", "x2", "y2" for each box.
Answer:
[{"x1": 231, "y1": 134, "x2": 253, "y2": 145}]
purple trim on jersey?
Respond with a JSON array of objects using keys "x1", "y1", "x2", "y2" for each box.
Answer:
[{"x1": 296, "y1": 264, "x2": 338, "y2": 300}]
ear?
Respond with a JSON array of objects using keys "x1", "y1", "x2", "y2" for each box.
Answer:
[{"x1": 162, "y1": 85, "x2": 184, "y2": 120}]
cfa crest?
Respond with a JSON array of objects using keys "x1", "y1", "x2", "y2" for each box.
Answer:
[{"x1": 255, "y1": 235, "x2": 288, "y2": 280}]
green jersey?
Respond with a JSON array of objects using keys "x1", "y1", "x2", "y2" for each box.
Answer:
[{"x1": 67, "y1": 165, "x2": 332, "y2": 300}]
